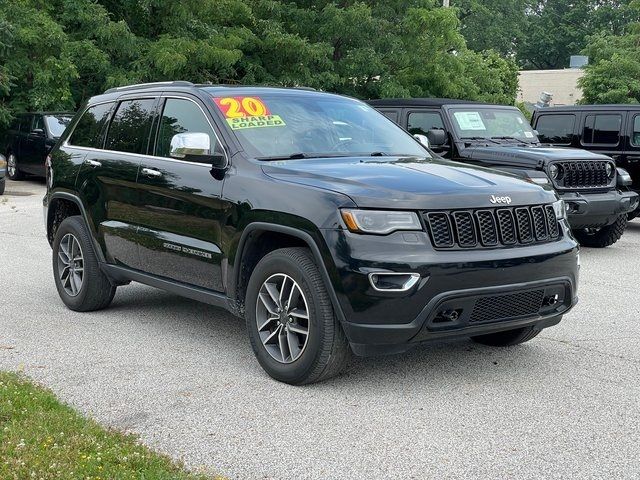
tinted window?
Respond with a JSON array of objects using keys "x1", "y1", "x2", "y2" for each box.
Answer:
[
  {"x1": 45, "y1": 115, "x2": 72, "y2": 138},
  {"x1": 379, "y1": 110, "x2": 399, "y2": 123},
  {"x1": 105, "y1": 99, "x2": 156, "y2": 154},
  {"x1": 19, "y1": 115, "x2": 32, "y2": 132},
  {"x1": 156, "y1": 98, "x2": 219, "y2": 161},
  {"x1": 69, "y1": 103, "x2": 114, "y2": 148},
  {"x1": 408, "y1": 112, "x2": 445, "y2": 136},
  {"x1": 583, "y1": 114, "x2": 621, "y2": 145},
  {"x1": 9, "y1": 118, "x2": 21, "y2": 130},
  {"x1": 536, "y1": 114, "x2": 575, "y2": 144},
  {"x1": 633, "y1": 115, "x2": 640, "y2": 147},
  {"x1": 32, "y1": 115, "x2": 45, "y2": 132}
]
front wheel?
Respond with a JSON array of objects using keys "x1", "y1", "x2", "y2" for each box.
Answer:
[
  {"x1": 572, "y1": 214, "x2": 627, "y2": 248},
  {"x1": 7, "y1": 153, "x2": 23, "y2": 181},
  {"x1": 245, "y1": 247, "x2": 351, "y2": 385},
  {"x1": 471, "y1": 326, "x2": 541, "y2": 347},
  {"x1": 52, "y1": 216, "x2": 116, "y2": 311}
]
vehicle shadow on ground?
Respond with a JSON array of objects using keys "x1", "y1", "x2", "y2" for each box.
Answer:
[{"x1": 102, "y1": 283, "x2": 560, "y2": 392}]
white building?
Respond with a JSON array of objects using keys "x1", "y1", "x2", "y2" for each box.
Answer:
[{"x1": 517, "y1": 69, "x2": 585, "y2": 106}]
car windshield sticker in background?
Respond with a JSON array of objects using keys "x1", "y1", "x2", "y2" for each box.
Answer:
[
  {"x1": 213, "y1": 97, "x2": 286, "y2": 130},
  {"x1": 454, "y1": 111, "x2": 486, "y2": 131}
]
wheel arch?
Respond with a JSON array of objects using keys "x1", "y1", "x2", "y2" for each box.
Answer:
[
  {"x1": 46, "y1": 192, "x2": 105, "y2": 263},
  {"x1": 231, "y1": 223, "x2": 345, "y2": 323}
]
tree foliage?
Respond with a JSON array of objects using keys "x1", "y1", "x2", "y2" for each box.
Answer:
[
  {"x1": 0, "y1": 0, "x2": 519, "y2": 128},
  {"x1": 579, "y1": 1, "x2": 640, "y2": 103}
]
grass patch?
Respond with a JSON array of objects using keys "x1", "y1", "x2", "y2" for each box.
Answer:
[{"x1": 0, "y1": 371, "x2": 217, "y2": 479}]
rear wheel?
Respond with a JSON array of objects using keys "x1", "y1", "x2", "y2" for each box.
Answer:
[
  {"x1": 52, "y1": 216, "x2": 116, "y2": 311},
  {"x1": 471, "y1": 326, "x2": 541, "y2": 347},
  {"x1": 7, "y1": 153, "x2": 23, "y2": 181},
  {"x1": 573, "y1": 214, "x2": 627, "y2": 248},
  {"x1": 0, "y1": 178, "x2": 4, "y2": 195},
  {"x1": 245, "y1": 247, "x2": 351, "y2": 385}
]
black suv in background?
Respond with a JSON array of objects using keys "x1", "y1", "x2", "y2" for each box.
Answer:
[
  {"x1": 45, "y1": 83, "x2": 579, "y2": 384},
  {"x1": 370, "y1": 99, "x2": 638, "y2": 247},
  {"x1": 1, "y1": 112, "x2": 73, "y2": 180},
  {"x1": 532, "y1": 104, "x2": 640, "y2": 218}
]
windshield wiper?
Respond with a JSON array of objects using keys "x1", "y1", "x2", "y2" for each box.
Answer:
[
  {"x1": 490, "y1": 136, "x2": 532, "y2": 143},
  {"x1": 256, "y1": 152, "x2": 354, "y2": 161},
  {"x1": 460, "y1": 136, "x2": 500, "y2": 144}
]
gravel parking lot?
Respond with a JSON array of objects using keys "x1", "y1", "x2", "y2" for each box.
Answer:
[{"x1": 1, "y1": 178, "x2": 639, "y2": 479}]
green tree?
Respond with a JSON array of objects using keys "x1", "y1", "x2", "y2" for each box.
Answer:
[{"x1": 579, "y1": 1, "x2": 640, "y2": 103}]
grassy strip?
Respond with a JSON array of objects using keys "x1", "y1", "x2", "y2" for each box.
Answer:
[{"x1": 0, "y1": 371, "x2": 217, "y2": 479}]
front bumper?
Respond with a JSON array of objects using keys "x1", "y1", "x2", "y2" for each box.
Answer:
[
  {"x1": 560, "y1": 189, "x2": 638, "y2": 228},
  {"x1": 321, "y1": 224, "x2": 579, "y2": 356}
]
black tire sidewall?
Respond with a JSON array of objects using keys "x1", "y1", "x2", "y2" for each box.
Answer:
[
  {"x1": 52, "y1": 216, "x2": 101, "y2": 310},
  {"x1": 246, "y1": 250, "x2": 330, "y2": 384}
]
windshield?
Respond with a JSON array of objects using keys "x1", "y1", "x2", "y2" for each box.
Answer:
[
  {"x1": 449, "y1": 108, "x2": 539, "y2": 143},
  {"x1": 45, "y1": 115, "x2": 72, "y2": 138},
  {"x1": 208, "y1": 92, "x2": 429, "y2": 159}
]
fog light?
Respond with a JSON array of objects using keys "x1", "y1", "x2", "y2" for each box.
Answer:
[{"x1": 368, "y1": 272, "x2": 420, "y2": 292}]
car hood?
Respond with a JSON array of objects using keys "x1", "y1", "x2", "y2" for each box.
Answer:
[
  {"x1": 464, "y1": 144, "x2": 612, "y2": 167},
  {"x1": 261, "y1": 156, "x2": 555, "y2": 210}
]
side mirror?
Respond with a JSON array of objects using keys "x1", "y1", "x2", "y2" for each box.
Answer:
[
  {"x1": 170, "y1": 132, "x2": 227, "y2": 168},
  {"x1": 426, "y1": 129, "x2": 447, "y2": 147},
  {"x1": 31, "y1": 128, "x2": 45, "y2": 136},
  {"x1": 413, "y1": 134, "x2": 430, "y2": 148}
]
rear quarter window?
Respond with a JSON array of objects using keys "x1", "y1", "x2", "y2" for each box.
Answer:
[
  {"x1": 68, "y1": 103, "x2": 115, "y2": 148},
  {"x1": 535, "y1": 114, "x2": 575, "y2": 144},
  {"x1": 582, "y1": 114, "x2": 622, "y2": 145}
]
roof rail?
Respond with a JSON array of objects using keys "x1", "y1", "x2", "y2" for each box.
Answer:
[{"x1": 103, "y1": 81, "x2": 194, "y2": 94}]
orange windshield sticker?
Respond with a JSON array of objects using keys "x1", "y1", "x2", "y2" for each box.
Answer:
[{"x1": 213, "y1": 96, "x2": 286, "y2": 130}]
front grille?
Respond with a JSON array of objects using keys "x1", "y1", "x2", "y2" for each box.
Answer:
[
  {"x1": 470, "y1": 289, "x2": 545, "y2": 323},
  {"x1": 425, "y1": 204, "x2": 560, "y2": 250},
  {"x1": 554, "y1": 161, "x2": 611, "y2": 189}
]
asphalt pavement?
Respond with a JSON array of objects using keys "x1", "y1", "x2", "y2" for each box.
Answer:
[{"x1": 1, "y1": 178, "x2": 638, "y2": 479}]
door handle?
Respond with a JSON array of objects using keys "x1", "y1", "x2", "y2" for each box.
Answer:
[
  {"x1": 141, "y1": 167, "x2": 163, "y2": 178},
  {"x1": 84, "y1": 159, "x2": 102, "y2": 168}
]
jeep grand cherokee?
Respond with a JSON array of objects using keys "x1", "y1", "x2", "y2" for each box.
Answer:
[{"x1": 44, "y1": 83, "x2": 579, "y2": 384}]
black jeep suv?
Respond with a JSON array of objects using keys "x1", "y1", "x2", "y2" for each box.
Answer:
[
  {"x1": 370, "y1": 99, "x2": 638, "y2": 248},
  {"x1": 1, "y1": 112, "x2": 73, "y2": 180},
  {"x1": 532, "y1": 104, "x2": 640, "y2": 219},
  {"x1": 45, "y1": 83, "x2": 579, "y2": 384}
]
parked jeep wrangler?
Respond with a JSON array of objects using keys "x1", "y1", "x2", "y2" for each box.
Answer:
[
  {"x1": 45, "y1": 83, "x2": 579, "y2": 384},
  {"x1": 532, "y1": 104, "x2": 640, "y2": 219},
  {"x1": 370, "y1": 99, "x2": 638, "y2": 248}
]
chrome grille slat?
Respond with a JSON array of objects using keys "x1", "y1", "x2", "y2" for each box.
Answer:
[{"x1": 424, "y1": 204, "x2": 561, "y2": 250}]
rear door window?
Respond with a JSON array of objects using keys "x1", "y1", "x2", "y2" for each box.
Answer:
[
  {"x1": 105, "y1": 99, "x2": 157, "y2": 154},
  {"x1": 535, "y1": 114, "x2": 575, "y2": 144},
  {"x1": 408, "y1": 111, "x2": 445, "y2": 136},
  {"x1": 68, "y1": 103, "x2": 115, "y2": 148},
  {"x1": 582, "y1": 114, "x2": 622, "y2": 145},
  {"x1": 32, "y1": 115, "x2": 45, "y2": 133}
]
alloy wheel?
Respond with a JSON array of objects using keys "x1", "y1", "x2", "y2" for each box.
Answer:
[
  {"x1": 256, "y1": 273, "x2": 310, "y2": 363},
  {"x1": 57, "y1": 233, "x2": 84, "y2": 297}
]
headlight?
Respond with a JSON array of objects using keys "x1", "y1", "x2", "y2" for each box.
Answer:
[
  {"x1": 549, "y1": 164, "x2": 560, "y2": 180},
  {"x1": 552, "y1": 199, "x2": 567, "y2": 220},
  {"x1": 341, "y1": 209, "x2": 422, "y2": 234},
  {"x1": 606, "y1": 162, "x2": 614, "y2": 177}
]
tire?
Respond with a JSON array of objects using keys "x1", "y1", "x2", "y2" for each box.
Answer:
[
  {"x1": 7, "y1": 153, "x2": 24, "y2": 181},
  {"x1": 0, "y1": 178, "x2": 4, "y2": 195},
  {"x1": 245, "y1": 247, "x2": 351, "y2": 385},
  {"x1": 572, "y1": 214, "x2": 627, "y2": 248},
  {"x1": 471, "y1": 326, "x2": 541, "y2": 347},
  {"x1": 52, "y1": 216, "x2": 116, "y2": 312}
]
